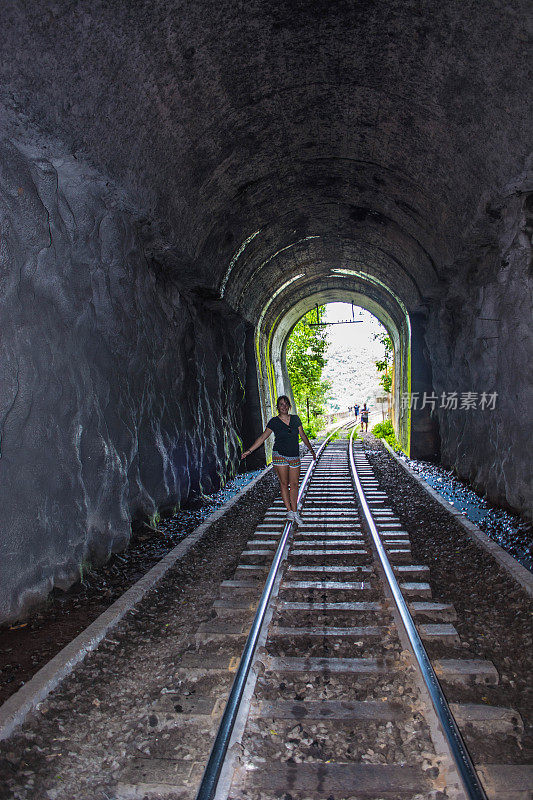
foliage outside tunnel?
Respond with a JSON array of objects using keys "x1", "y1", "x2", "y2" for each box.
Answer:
[
  {"x1": 372, "y1": 419, "x2": 403, "y2": 453},
  {"x1": 374, "y1": 332, "x2": 394, "y2": 396},
  {"x1": 286, "y1": 308, "x2": 330, "y2": 438}
]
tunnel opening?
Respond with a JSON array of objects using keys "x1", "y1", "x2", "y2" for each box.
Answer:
[
  {"x1": 279, "y1": 301, "x2": 400, "y2": 441},
  {"x1": 319, "y1": 302, "x2": 395, "y2": 425}
]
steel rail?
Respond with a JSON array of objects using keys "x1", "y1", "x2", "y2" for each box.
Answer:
[
  {"x1": 348, "y1": 427, "x2": 489, "y2": 800},
  {"x1": 196, "y1": 421, "x2": 352, "y2": 800}
]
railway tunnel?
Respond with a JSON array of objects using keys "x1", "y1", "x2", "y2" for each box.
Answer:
[{"x1": 0, "y1": 0, "x2": 531, "y2": 633}]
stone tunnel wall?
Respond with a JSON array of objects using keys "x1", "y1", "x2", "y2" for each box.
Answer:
[
  {"x1": 0, "y1": 139, "x2": 248, "y2": 623},
  {"x1": 425, "y1": 191, "x2": 533, "y2": 521}
]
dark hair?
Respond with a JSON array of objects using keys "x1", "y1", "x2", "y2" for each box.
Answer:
[{"x1": 276, "y1": 395, "x2": 292, "y2": 411}]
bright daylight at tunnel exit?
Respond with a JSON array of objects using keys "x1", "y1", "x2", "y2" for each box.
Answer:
[{"x1": 0, "y1": 1, "x2": 531, "y2": 799}]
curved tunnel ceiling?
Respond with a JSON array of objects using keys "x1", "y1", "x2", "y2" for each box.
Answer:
[
  {"x1": 221, "y1": 229, "x2": 425, "y2": 328},
  {"x1": 263, "y1": 273, "x2": 409, "y2": 353},
  {"x1": 2, "y1": 0, "x2": 530, "y2": 314}
]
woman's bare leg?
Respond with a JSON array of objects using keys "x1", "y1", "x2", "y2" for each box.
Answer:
[
  {"x1": 288, "y1": 465, "x2": 301, "y2": 511},
  {"x1": 274, "y1": 464, "x2": 291, "y2": 510}
]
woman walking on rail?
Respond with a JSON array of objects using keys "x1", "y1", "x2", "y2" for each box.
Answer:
[{"x1": 241, "y1": 395, "x2": 316, "y2": 525}]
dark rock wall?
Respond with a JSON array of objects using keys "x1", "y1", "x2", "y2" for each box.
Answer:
[
  {"x1": 426, "y1": 191, "x2": 533, "y2": 519},
  {"x1": 410, "y1": 312, "x2": 441, "y2": 462},
  {"x1": 238, "y1": 327, "x2": 266, "y2": 470},
  {"x1": 0, "y1": 139, "x2": 247, "y2": 623}
]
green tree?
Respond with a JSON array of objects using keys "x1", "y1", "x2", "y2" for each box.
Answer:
[
  {"x1": 374, "y1": 332, "x2": 394, "y2": 394},
  {"x1": 286, "y1": 308, "x2": 330, "y2": 437}
]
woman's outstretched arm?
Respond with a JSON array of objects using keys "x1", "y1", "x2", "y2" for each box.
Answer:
[
  {"x1": 298, "y1": 426, "x2": 317, "y2": 460},
  {"x1": 241, "y1": 427, "x2": 273, "y2": 460}
]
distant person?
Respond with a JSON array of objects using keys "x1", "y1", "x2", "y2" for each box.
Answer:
[
  {"x1": 241, "y1": 395, "x2": 316, "y2": 525},
  {"x1": 360, "y1": 403, "x2": 369, "y2": 432},
  {"x1": 354, "y1": 404, "x2": 360, "y2": 421}
]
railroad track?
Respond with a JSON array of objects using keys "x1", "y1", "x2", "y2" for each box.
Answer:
[{"x1": 118, "y1": 425, "x2": 530, "y2": 800}]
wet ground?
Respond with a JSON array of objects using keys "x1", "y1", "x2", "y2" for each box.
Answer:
[
  {"x1": 0, "y1": 469, "x2": 263, "y2": 706},
  {"x1": 398, "y1": 454, "x2": 533, "y2": 571}
]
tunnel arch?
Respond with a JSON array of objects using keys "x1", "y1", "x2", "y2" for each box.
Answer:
[
  {"x1": 254, "y1": 277, "x2": 412, "y2": 458},
  {"x1": 218, "y1": 205, "x2": 436, "y2": 322}
]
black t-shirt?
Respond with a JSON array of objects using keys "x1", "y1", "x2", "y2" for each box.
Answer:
[{"x1": 266, "y1": 414, "x2": 303, "y2": 457}]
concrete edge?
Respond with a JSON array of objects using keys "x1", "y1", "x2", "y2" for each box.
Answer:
[
  {"x1": 378, "y1": 438, "x2": 533, "y2": 599},
  {"x1": 0, "y1": 466, "x2": 272, "y2": 742}
]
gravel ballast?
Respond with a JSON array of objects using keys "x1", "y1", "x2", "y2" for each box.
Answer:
[
  {"x1": 362, "y1": 434, "x2": 532, "y2": 766},
  {"x1": 0, "y1": 469, "x2": 263, "y2": 707},
  {"x1": 0, "y1": 471, "x2": 279, "y2": 800}
]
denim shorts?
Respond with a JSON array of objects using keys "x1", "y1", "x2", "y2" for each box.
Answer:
[{"x1": 272, "y1": 450, "x2": 301, "y2": 468}]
